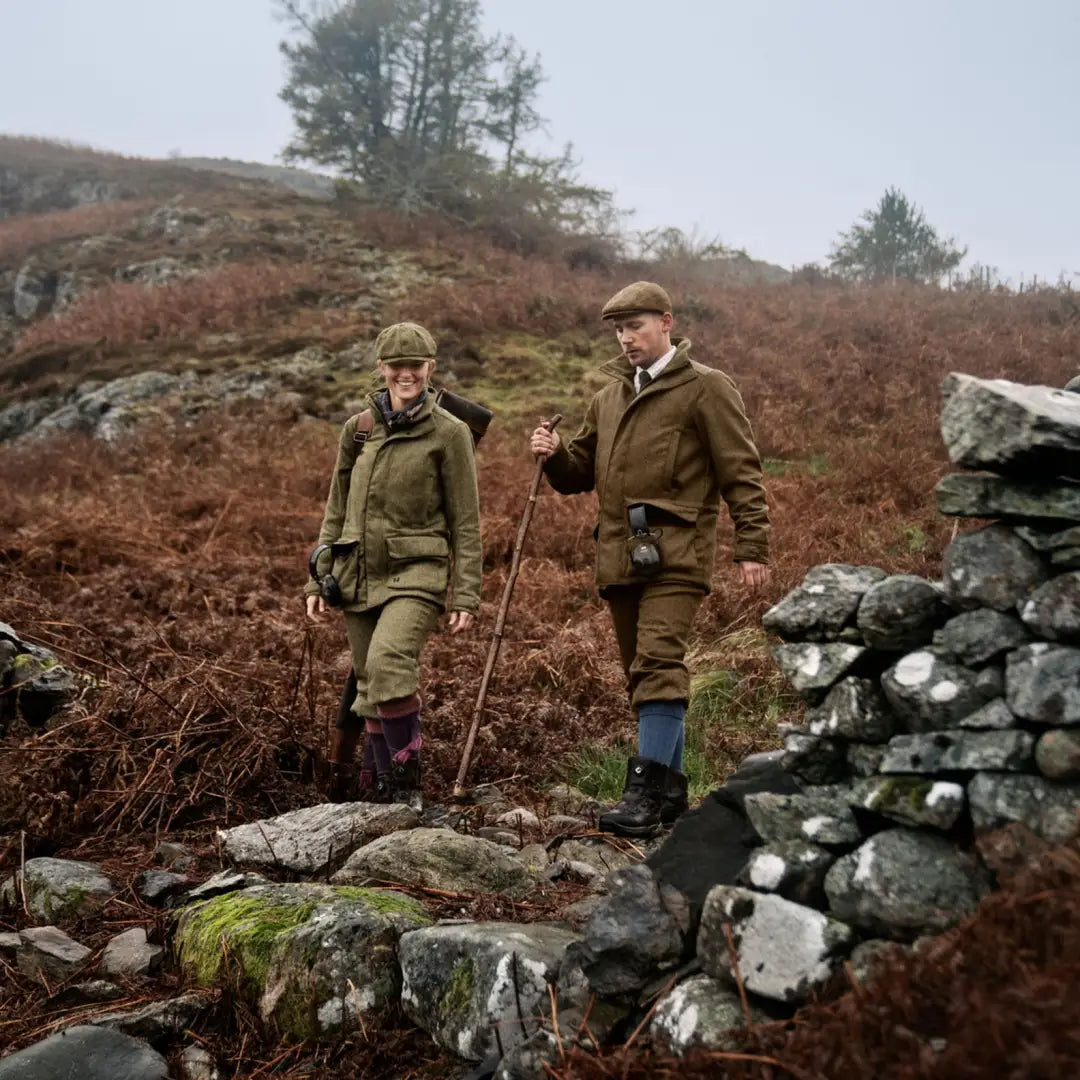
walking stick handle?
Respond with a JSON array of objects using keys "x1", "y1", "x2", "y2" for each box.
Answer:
[{"x1": 452, "y1": 414, "x2": 563, "y2": 800}]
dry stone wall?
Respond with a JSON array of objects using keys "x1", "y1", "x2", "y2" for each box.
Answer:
[{"x1": 738, "y1": 372, "x2": 1080, "y2": 997}]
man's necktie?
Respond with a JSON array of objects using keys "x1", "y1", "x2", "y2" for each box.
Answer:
[{"x1": 636, "y1": 370, "x2": 653, "y2": 394}]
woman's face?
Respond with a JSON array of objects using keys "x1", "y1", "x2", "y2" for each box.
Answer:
[{"x1": 378, "y1": 358, "x2": 435, "y2": 409}]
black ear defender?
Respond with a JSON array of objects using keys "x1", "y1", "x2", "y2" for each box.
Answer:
[{"x1": 308, "y1": 544, "x2": 345, "y2": 607}]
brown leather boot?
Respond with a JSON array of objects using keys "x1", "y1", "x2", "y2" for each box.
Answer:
[{"x1": 327, "y1": 726, "x2": 362, "y2": 803}]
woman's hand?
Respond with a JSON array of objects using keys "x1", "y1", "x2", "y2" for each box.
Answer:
[
  {"x1": 448, "y1": 611, "x2": 475, "y2": 634},
  {"x1": 306, "y1": 594, "x2": 327, "y2": 619}
]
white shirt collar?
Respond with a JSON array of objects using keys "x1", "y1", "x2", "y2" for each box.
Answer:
[{"x1": 635, "y1": 346, "x2": 676, "y2": 391}]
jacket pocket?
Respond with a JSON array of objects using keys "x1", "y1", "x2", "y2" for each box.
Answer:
[
  {"x1": 385, "y1": 533, "x2": 450, "y2": 595},
  {"x1": 330, "y1": 540, "x2": 361, "y2": 605},
  {"x1": 623, "y1": 498, "x2": 700, "y2": 579}
]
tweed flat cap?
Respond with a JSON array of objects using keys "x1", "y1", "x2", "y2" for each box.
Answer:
[
  {"x1": 1066, "y1": 375, "x2": 1080, "y2": 393},
  {"x1": 374, "y1": 322, "x2": 437, "y2": 364},
  {"x1": 601, "y1": 281, "x2": 673, "y2": 320}
]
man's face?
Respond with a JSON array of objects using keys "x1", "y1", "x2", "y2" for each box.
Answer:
[{"x1": 611, "y1": 312, "x2": 673, "y2": 367}]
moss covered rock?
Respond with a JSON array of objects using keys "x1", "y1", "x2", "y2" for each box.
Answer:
[{"x1": 174, "y1": 882, "x2": 431, "y2": 1038}]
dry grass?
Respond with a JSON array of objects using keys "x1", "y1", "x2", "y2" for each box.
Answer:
[
  {"x1": 0, "y1": 200, "x2": 154, "y2": 265},
  {"x1": 15, "y1": 260, "x2": 328, "y2": 357}
]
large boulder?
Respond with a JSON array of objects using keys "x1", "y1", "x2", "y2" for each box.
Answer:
[
  {"x1": 175, "y1": 883, "x2": 431, "y2": 1038},
  {"x1": 1, "y1": 858, "x2": 115, "y2": 921},
  {"x1": 936, "y1": 474, "x2": 1080, "y2": 523},
  {"x1": 967, "y1": 773, "x2": 1080, "y2": 843},
  {"x1": 762, "y1": 564, "x2": 886, "y2": 641},
  {"x1": 940, "y1": 372, "x2": 1080, "y2": 476},
  {"x1": 399, "y1": 922, "x2": 582, "y2": 1062},
  {"x1": 942, "y1": 525, "x2": 1048, "y2": 612},
  {"x1": 880, "y1": 651, "x2": 988, "y2": 732},
  {"x1": 857, "y1": 575, "x2": 948, "y2": 651},
  {"x1": 217, "y1": 802, "x2": 419, "y2": 874},
  {"x1": 824, "y1": 829, "x2": 990, "y2": 936},
  {"x1": 331, "y1": 828, "x2": 538, "y2": 899},
  {"x1": 0, "y1": 1026, "x2": 167, "y2": 1080},
  {"x1": 1006, "y1": 644, "x2": 1080, "y2": 724},
  {"x1": 1019, "y1": 573, "x2": 1080, "y2": 644},
  {"x1": 697, "y1": 886, "x2": 853, "y2": 1004}
]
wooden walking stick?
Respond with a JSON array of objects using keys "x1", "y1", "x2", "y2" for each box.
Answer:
[{"x1": 453, "y1": 414, "x2": 563, "y2": 800}]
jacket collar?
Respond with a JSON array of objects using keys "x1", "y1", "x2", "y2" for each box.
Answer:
[
  {"x1": 367, "y1": 388, "x2": 437, "y2": 435},
  {"x1": 599, "y1": 337, "x2": 694, "y2": 389}
]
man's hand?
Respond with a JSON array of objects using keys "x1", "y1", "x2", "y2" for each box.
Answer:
[
  {"x1": 738, "y1": 561, "x2": 770, "y2": 589},
  {"x1": 448, "y1": 611, "x2": 475, "y2": 634},
  {"x1": 529, "y1": 423, "x2": 561, "y2": 461},
  {"x1": 306, "y1": 594, "x2": 327, "y2": 619}
]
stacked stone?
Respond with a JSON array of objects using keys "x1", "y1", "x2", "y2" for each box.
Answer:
[{"x1": 727, "y1": 372, "x2": 1080, "y2": 1003}]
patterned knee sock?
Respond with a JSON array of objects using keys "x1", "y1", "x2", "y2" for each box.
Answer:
[{"x1": 377, "y1": 694, "x2": 423, "y2": 763}]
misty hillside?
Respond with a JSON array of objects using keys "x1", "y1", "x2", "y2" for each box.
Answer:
[{"x1": 2, "y1": 134, "x2": 1080, "y2": 1080}]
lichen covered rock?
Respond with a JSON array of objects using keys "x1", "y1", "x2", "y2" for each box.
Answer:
[
  {"x1": 399, "y1": 921, "x2": 582, "y2": 1062},
  {"x1": 824, "y1": 829, "x2": 990, "y2": 937}
]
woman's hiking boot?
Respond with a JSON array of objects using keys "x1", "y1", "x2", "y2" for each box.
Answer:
[
  {"x1": 391, "y1": 758, "x2": 423, "y2": 814},
  {"x1": 599, "y1": 756, "x2": 668, "y2": 838}
]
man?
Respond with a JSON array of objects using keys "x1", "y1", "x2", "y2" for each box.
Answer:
[{"x1": 530, "y1": 282, "x2": 771, "y2": 837}]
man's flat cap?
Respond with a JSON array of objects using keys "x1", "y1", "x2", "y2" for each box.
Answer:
[
  {"x1": 1066, "y1": 374, "x2": 1080, "y2": 393},
  {"x1": 374, "y1": 322, "x2": 437, "y2": 363},
  {"x1": 601, "y1": 281, "x2": 673, "y2": 321}
]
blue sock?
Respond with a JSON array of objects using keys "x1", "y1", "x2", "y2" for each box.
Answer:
[
  {"x1": 637, "y1": 701, "x2": 686, "y2": 768},
  {"x1": 670, "y1": 724, "x2": 685, "y2": 773}
]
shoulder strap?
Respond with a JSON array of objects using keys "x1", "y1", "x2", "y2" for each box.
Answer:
[{"x1": 344, "y1": 409, "x2": 375, "y2": 469}]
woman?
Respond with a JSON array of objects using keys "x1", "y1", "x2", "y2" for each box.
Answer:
[{"x1": 306, "y1": 322, "x2": 482, "y2": 809}]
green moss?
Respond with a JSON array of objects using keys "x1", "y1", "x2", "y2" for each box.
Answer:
[
  {"x1": 175, "y1": 892, "x2": 323, "y2": 988},
  {"x1": 869, "y1": 777, "x2": 935, "y2": 814},
  {"x1": 441, "y1": 958, "x2": 475, "y2": 1021},
  {"x1": 331, "y1": 886, "x2": 432, "y2": 923}
]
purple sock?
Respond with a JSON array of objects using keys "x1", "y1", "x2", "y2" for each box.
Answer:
[
  {"x1": 364, "y1": 722, "x2": 392, "y2": 776},
  {"x1": 380, "y1": 712, "x2": 422, "y2": 764}
]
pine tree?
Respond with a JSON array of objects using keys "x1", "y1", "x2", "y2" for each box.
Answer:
[{"x1": 829, "y1": 188, "x2": 966, "y2": 284}]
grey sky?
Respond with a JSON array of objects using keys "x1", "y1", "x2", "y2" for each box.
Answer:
[{"x1": 4, "y1": 0, "x2": 1077, "y2": 283}]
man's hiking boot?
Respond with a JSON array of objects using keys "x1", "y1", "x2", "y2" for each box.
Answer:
[
  {"x1": 661, "y1": 768, "x2": 690, "y2": 825},
  {"x1": 391, "y1": 758, "x2": 423, "y2": 814},
  {"x1": 599, "y1": 756, "x2": 668, "y2": 838}
]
